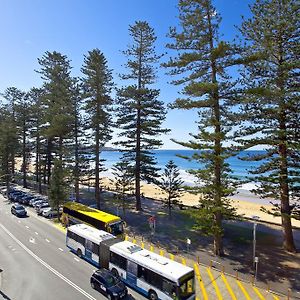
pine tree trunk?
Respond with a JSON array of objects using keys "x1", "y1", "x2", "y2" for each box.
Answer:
[
  {"x1": 135, "y1": 106, "x2": 141, "y2": 211},
  {"x1": 277, "y1": 37, "x2": 296, "y2": 252},
  {"x1": 46, "y1": 138, "x2": 52, "y2": 184},
  {"x1": 135, "y1": 34, "x2": 143, "y2": 212},
  {"x1": 279, "y1": 130, "x2": 296, "y2": 252},
  {"x1": 214, "y1": 212, "x2": 224, "y2": 256},
  {"x1": 35, "y1": 130, "x2": 40, "y2": 184},
  {"x1": 74, "y1": 113, "x2": 80, "y2": 202},
  {"x1": 22, "y1": 125, "x2": 27, "y2": 188},
  {"x1": 207, "y1": 5, "x2": 224, "y2": 256},
  {"x1": 95, "y1": 101, "x2": 101, "y2": 209}
]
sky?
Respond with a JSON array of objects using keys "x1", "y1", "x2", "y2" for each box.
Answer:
[{"x1": 0, "y1": 0, "x2": 254, "y2": 149}]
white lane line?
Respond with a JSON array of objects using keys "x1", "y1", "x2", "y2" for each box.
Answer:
[
  {"x1": 0, "y1": 224, "x2": 96, "y2": 300},
  {"x1": 18, "y1": 220, "x2": 21, "y2": 223},
  {"x1": 25, "y1": 225, "x2": 29, "y2": 229},
  {"x1": 29, "y1": 237, "x2": 36, "y2": 244},
  {"x1": 74, "y1": 257, "x2": 80, "y2": 262},
  {"x1": 58, "y1": 248, "x2": 64, "y2": 252},
  {"x1": 35, "y1": 232, "x2": 39, "y2": 235},
  {"x1": 45, "y1": 239, "x2": 50, "y2": 243}
]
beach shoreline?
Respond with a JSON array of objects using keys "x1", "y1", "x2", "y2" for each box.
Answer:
[{"x1": 101, "y1": 177, "x2": 300, "y2": 228}]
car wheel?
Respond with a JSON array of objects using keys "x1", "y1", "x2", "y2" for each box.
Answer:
[
  {"x1": 77, "y1": 248, "x2": 82, "y2": 258},
  {"x1": 107, "y1": 294, "x2": 112, "y2": 300},
  {"x1": 49, "y1": 213, "x2": 52, "y2": 218},
  {"x1": 91, "y1": 281, "x2": 95, "y2": 289},
  {"x1": 111, "y1": 268, "x2": 119, "y2": 278},
  {"x1": 148, "y1": 290, "x2": 158, "y2": 300}
]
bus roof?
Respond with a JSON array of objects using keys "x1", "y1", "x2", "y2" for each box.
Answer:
[
  {"x1": 68, "y1": 224, "x2": 115, "y2": 244},
  {"x1": 64, "y1": 202, "x2": 121, "y2": 224},
  {"x1": 110, "y1": 241, "x2": 194, "y2": 284}
]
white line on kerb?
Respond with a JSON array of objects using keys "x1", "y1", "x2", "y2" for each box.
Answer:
[
  {"x1": 59, "y1": 248, "x2": 64, "y2": 252},
  {"x1": 25, "y1": 226, "x2": 29, "y2": 229},
  {"x1": 35, "y1": 232, "x2": 39, "y2": 235},
  {"x1": 74, "y1": 257, "x2": 80, "y2": 262},
  {"x1": 0, "y1": 224, "x2": 96, "y2": 300}
]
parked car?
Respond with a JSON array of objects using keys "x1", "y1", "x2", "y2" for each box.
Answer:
[
  {"x1": 36, "y1": 203, "x2": 50, "y2": 215},
  {"x1": 90, "y1": 269, "x2": 128, "y2": 300},
  {"x1": 29, "y1": 198, "x2": 45, "y2": 207},
  {"x1": 11, "y1": 204, "x2": 27, "y2": 217},
  {"x1": 19, "y1": 195, "x2": 35, "y2": 205},
  {"x1": 33, "y1": 200, "x2": 48, "y2": 209},
  {"x1": 42, "y1": 207, "x2": 59, "y2": 218}
]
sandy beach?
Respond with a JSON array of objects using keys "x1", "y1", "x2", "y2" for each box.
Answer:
[
  {"x1": 14, "y1": 158, "x2": 300, "y2": 228},
  {"x1": 101, "y1": 177, "x2": 300, "y2": 228}
]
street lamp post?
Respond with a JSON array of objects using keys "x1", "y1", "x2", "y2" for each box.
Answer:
[{"x1": 252, "y1": 215, "x2": 260, "y2": 269}]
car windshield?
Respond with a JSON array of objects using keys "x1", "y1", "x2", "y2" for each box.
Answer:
[
  {"x1": 109, "y1": 221, "x2": 124, "y2": 236},
  {"x1": 178, "y1": 275, "x2": 195, "y2": 300},
  {"x1": 105, "y1": 274, "x2": 120, "y2": 287},
  {"x1": 16, "y1": 207, "x2": 25, "y2": 211}
]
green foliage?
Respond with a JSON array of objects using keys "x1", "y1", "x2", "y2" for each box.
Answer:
[
  {"x1": 115, "y1": 21, "x2": 169, "y2": 210},
  {"x1": 238, "y1": 0, "x2": 299, "y2": 251},
  {"x1": 164, "y1": 0, "x2": 242, "y2": 255},
  {"x1": 81, "y1": 49, "x2": 114, "y2": 208},
  {"x1": 111, "y1": 155, "x2": 135, "y2": 216},
  {"x1": 48, "y1": 159, "x2": 69, "y2": 215},
  {"x1": 0, "y1": 105, "x2": 18, "y2": 190},
  {"x1": 156, "y1": 160, "x2": 184, "y2": 217}
]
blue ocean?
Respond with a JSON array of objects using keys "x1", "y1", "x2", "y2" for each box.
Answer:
[{"x1": 100, "y1": 150, "x2": 264, "y2": 189}]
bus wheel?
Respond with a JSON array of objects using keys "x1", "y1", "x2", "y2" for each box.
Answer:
[
  {"x1": 77, "y1": 248, "x2": 82, "y2": 258},
  {"x1": 111, "y1": 268, "x2": 119, "y2": 278},
  {"x1": 148, "y1": 290, "x2": 158, "y2": 300}
]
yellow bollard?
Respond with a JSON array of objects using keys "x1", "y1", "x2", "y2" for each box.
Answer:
[
  {"x1": 170, "y1": 254, "x2": 174, "y2": 260},
  {"x1": 141, "y1": 242, "x2": 144, "y2": 249},
  {"x1": 159, "y1": 250, "x2": 164, "y2": 256},
  {"x1": 150, "y1": 245, "x2": 154, "y2": 252}
]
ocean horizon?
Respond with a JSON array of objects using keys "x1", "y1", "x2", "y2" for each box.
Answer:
[{"x1": 100, "y1": 149, "x2": 265, "y2": 193}]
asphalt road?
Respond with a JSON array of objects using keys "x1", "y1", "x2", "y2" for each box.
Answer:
[{"x1": 0, "y1": 195, "x2": 143, "y2": 300}]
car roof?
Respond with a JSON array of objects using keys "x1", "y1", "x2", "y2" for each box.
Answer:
[{"x1": 95, "y1": 268, "x2": 113, "y2": 279}]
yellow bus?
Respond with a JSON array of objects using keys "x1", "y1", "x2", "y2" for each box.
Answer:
[{"x1": 61, "y1": 202, "x2": 125, "y2": 238}]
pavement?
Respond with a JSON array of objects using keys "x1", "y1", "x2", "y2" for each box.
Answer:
[{"x1": 97, "y1": 192, "x2": 300, "y2": 300}]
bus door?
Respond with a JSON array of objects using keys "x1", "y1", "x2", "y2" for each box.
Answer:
[
  {"x1": 126, "y1": 260, "x2": 138, "y2": 286},
  {"x1": 85, "y1": 239, "x2": 93, "y2": 262}
]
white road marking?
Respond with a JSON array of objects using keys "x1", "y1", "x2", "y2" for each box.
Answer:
[
  {"x1": 58, "y1": 247, "x2": 64, "y2": 252},
  {"x1": 0, "y1": 223, "x2": 96, "y2": 300},
  {"x1": 29, "y1": 237, "x2": 36, "y2": 244},
  {"x1": 45, "y1": 239, "x2": 50, "y2": 243},
  {"x1": 35, "y1": 232, "x2": 39, "y2": 235},
  {"x1": 74, "y1": 257, "x2": 80, "y2": 262},
  {"x1": 25, "y1": 225, "x2": 29, "y2": 229},
  {"x1": 12, "y1": 248, "x2": 16, "y2": 251},
  {"x1": 18, "y1": 220, "x2": 21, "y2": 223}
]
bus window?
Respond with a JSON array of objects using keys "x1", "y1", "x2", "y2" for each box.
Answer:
[
  {"x1": 178, "y1": 277, "x2": 194, "y2": 299},
  {"x1": 109, "y1": 221, "x2": 124, "y2": 236}
]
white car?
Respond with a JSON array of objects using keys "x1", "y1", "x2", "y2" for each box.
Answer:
[{"x1": 42, "y1": 207, "x2": 59, "y2": 218}]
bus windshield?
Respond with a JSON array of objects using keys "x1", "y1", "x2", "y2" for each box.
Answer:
[
  {"x1": 109, "y1": 221, "x2": 124, "y2": 236},
  {"x1": 178, "y1": 275, "x2": 195, "y2": 300}
]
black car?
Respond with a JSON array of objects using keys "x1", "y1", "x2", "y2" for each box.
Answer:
[
  {"x1": 90, "y1": 269, "x2": 128, "y2": 300},
  {"x1": 11, "y1": 204, "x2": 27, "y2": 217}
]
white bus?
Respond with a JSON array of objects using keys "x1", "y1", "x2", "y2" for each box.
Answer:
[
  {"x1": 66, "y1": 224, "x2": 195, "y2": 300},
  {"x1": 66, "y1": 224, "x2": 115, "y2": 266},
  {"x1": 102, "y1": 241, "x2": 195, "y2": 300}
]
